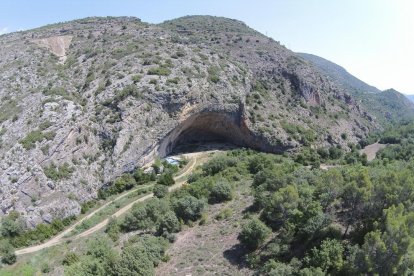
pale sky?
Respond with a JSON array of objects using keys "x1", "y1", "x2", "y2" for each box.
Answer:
[{"x1": 1, "y1": 0, "x2": 413, "y2": 94}]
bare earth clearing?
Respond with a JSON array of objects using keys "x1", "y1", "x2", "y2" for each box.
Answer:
[{"x1": 360, "y1": 142, "x2": 387, "y2": 161}]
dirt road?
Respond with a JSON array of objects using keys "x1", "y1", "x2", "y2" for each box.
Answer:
[{"x1": 15, "y1": 153, "x2": 199, "y2": 256}]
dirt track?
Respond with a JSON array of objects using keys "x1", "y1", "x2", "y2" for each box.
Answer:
[{"x1": 15, "y1": 153, "x2": 199, "y2": 256}]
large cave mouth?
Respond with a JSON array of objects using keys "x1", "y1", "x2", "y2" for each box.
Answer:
[{"x1": 158, "y1": 111, "x2": 274, "y2": 157}]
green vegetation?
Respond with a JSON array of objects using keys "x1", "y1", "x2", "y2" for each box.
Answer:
[
  {"x1": 0, "y1": 212, "x2": 75, "y2": 249},
  {"x1": 0, "y1": 99, "x2": 21, "y2": 124},
  {"x1": 208, "y1": 65, "x2": 220, "y2": 83},
  {"x1": 238, "y1": 217, "x2": 271, "y2": 250},
  {"x1": 153, "y1": 184, "x2": 168, "y2": 198},
  {"x1": 281, "y1": 120, "x2": 316, "y2": 145},
  {"x1": 20, "y1": 130, "x2": 56, "y2": 150},
  {"x1": 98, "y1": 168, "x2": 155, "y2": 198},
  {"x1": 43, "y1": 163, "x2": 74, "y2": 181},
  {"x1": 0, "y1": 240, "x2": 16, "y2": 265},
  {"x1": 147, "y1": 66, "x2": 171, "y2": 76}
]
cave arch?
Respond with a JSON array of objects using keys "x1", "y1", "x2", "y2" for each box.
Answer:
[{"x1": 158, "y1": 110, "x2": 283, "y2": 157}]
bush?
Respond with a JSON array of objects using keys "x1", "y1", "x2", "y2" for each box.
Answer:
[
  {"x1": 305, "y1": 239, "x2": 344, "y2": 273},
  {"x1": 105, "y1": 217, "x2": 120, "y2": 241},
  {"x1": 238, "y1": 218, "x2": 271, "y2": 250},
  {"x1": 215, "y1": 208, "x2": 233, "y2": 220},
  {"x1": 157, "y1": 172, "x2": 175, "y2": 186},
  {"x1": 208, "y1": 66, "x2": 220, "y2": 83},
  {"x1": 153, "y1": 184, "x2": 169, "y2": 198},
  {"x1": 157, "y1": 211, "x2": 180, "y2": 234},
  {"x1": 114, "y1": 246, "x2": 154, "y2": 275},
  {"x1": 114, "y1": 174, "x2": 136, "y2": 192},
  {"x1": 147, "y1": 66, "x2": 171, "y2": 76},
  {"x1": 209, "y1": 181, "x2": 233, "y2": 203},
  {"x1": 43, "y1": 163, "x2": 74, "y2": 181},
  {"x1": 20, "y1": 130, "x2": 55, "y2": 150},
  {"x1": 0, "y1": 240, "x2": 16, "y2": 265},
  {"x1": 173, "y1": 195, "x2": 205, "y2": 222},
  {"x1": 202, "y1": 156, "x2": 236, "y2": 176},
  {"x1": 62, "y1": 252, "x2": 80, "y2": 266},
  {"x1": 0, "y1": 211, "x2": 24, "y2": 238}
]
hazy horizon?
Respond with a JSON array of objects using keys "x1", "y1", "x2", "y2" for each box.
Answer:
[{"x1": 1, "y1": 0, "x2": 413, "y2": 94}]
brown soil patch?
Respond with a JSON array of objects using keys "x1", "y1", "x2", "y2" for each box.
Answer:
[
  {"x1": 33, "y1": 35, "x2": 73, "y2": 63},
  {"x1": 360, "y1": 142, "x2": 387, "y2": 161}
]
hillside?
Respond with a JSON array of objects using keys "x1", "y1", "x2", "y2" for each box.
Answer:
[
  {"x1": 0, "y1": 15, "x2": 387, "y2": 227},
  {"x1": 298, "y1": 53, "x2": 414, "y2": 123}
]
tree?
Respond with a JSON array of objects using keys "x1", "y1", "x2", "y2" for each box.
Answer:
[
  {"x1": 342, "y1": 167, "x2": 372, "y2": 236},
  {"x1": 105, "y1": 217, "x2": 120, "y2": 241},
  {"x1": 0, "y1": 211, "x2": 24, "y2": 238},
  {"x1": 262, "y1": 184, "x2": 302, "y2": 229},
  {"x1": 305, "y1": 239, "x2": 344, "y2": 273},
  {"x1": 0, "y1": 240, "x2": 16, "y2": 265},
  {"x1": 113, "y1": 247, "x2": 154, "y2": 276},
  {"x1": 153, "y1": 184, "x2": 168, "y2": 198},
  {"x1": 209, "y1": 181, "x2": 233, "y2": 203},
  {"x1": 157, "y1": 172, "x2": 175, "y2": 186},
  {"x1": 122, "y1": 199, "x2": 170, "y2": 232},
  {"x1": 172, "y1": 195, "x2": 205, "y2": 222},
  {"x1": 238, "y1": 217, "x2": 271, "y2": 250},
  {"x1": 157, "y1": 211, "x2": 180, "y2": 234},
  {"x1": 114, "y1": 174, "x2": 136, "y2": 193},
  {"x1": 358, "y1": 205, "x2": 414, "y2": 275}
]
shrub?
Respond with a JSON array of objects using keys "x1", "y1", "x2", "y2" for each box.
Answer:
[
  {"x1": 131, "y1": 74, "x2": 142, "y2": 83},
  {"x1": 305, "y1": 239, "x2": 344, "y2": 273},
  {"x1": 62, "y1": 252, "x2": 80, "y2": 266},
  {"x1": 173, "y1": 195, "x2": 205, "y2": 222},
  {"x1": 157, "y1": 172, "x2": 175, "y2": 186},
  {"x1": 20, "y1": 130, "x2": 55, "y2": 150},
  {"x1": 0, "y1": 211, "x2": 24, "y2": 238},
  {"x1": 215, "y1": 208, "x2": 233, "y2": 220},
  {"x1": 209, "y1": 181, "x2": 233, "y2": 203},
  {"x1": 202, "y1": 156, "x2": 236, "y2": 176},
  {"x1": 238, "y1": 218, "x2": 271, "y2": 250},
  {"x1": 153, "y1": 184, "x2": 169, "y2": 198},
  {"x1": 208, "y1": 66, "x2": 220, "y2": 83},
  {"x1": 114, "y1": 246, "x2": 154, "y2": 275},
  {"x1": 0, "y1": 240, "x2": 16, "y2": 265},
  {"x1": 105, "y1": 217, "x2": 120, "y2": 241},
  {"x1": 157, "y1": 211, "x2": 180, "y2": 234},
  {"x1": 114, "y1": 174, "x2": 136, "y2": 192},
  {"x1": 147, "y1": 66, "x2": 171, "y2": 76},
  {"x1": 43, "y1": 163, "x2": 74, "y2": 181}
]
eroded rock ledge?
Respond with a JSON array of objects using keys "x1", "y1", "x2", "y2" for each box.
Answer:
[{"x1": 158, "y1": 104, "x2": 289, "y2": 157}]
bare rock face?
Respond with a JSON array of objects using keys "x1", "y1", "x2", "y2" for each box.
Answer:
[
  {"x1": 33, "y1": 35, "x2": 73, "y2": 63},
  {"x1": 0, "y1": 16, "x2": 376, "y2": 226}
]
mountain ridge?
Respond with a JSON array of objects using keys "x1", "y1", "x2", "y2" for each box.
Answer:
[{"x1": 298, "y1": 52, "x2": 414, "y2": 123}]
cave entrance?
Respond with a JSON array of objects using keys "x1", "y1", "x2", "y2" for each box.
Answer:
[{"x1": 158, "y1": 111, "x2": 258, "y2": 157}]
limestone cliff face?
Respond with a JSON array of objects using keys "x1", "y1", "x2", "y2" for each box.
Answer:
[{"x1": 0, "y1": 16, "x2": 375, "y2": 226}]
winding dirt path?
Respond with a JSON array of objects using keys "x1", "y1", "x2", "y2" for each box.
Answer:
[{"x1": 15, "y1": 154, "x2": 199, "y2": 256}]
